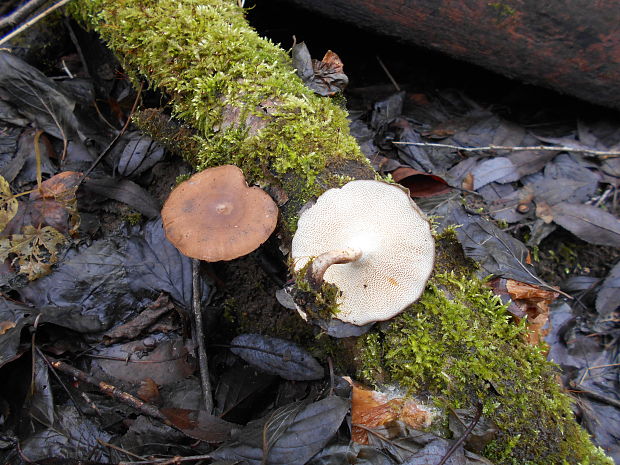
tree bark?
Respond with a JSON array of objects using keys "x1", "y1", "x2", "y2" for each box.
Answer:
[{"x1": 282, "y1": 0, "x2": 620, "y2": 110}]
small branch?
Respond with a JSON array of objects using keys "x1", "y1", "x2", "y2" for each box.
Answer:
[
  {"x1": 79, "y1": 81, "x2": 143, "y2": 182},
  {"x1": 437, "y1": 402, "x2": 483, "y2": 465},
  {"x1": 376, "y1": 56, "x2": 400, "y2": 92},
  {"x1": 192, "y1": 258, "x2": 213, "y2": 414},
  {"x1": 570, "y1": 381, "x2": 620, "y2": 409},
  {"x1": 118, "y1": 454, "x2": 213, "y2": 465},
  {"x1": 42, "y1": 354, "x2": 172, "y2": 425},
  {"x1": 393, "y1": 141, "x2": 620, "y2": 159},
  {"x1": 0, "y1": 0, "x2": 73, "y2": 46},
  {"x1": 0, "y1": 0, "x2": 49, "y2": 31}
]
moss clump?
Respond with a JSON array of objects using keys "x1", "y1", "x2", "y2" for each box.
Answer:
[
  {"x1": 357, "y1": 271, "x2": 611, "y2": 464},
  {"x1": 291, "y1": 259, "x2": 342, "y2": 321},
  {"x1": 72, "y1": 0, "x2": 373, "y2": 234}
]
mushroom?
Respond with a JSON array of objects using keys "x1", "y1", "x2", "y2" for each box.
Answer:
[
  {"x1": 161, "y1": 165, "x2": 278, "y2": 261},
  {"x1": 291, "y1": 180, "x2": 434, "y2": 325}
]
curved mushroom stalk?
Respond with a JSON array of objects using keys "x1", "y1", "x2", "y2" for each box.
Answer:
[{"x1": 307, "y1": 247, "x2": 362, "y2": 289}]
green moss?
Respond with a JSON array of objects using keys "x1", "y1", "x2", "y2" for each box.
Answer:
[
  {"x1": 292, "y1": 259, "x2": 342, "y2": 321},
  {"x1": 72, "y1": 0, "x2": 371, "y2": 234},
  {"x1": 124, "y1": 212, "x2": 143, "y2": 225},
  {"x1": 357, "y1": 271, "x2": 611, "y2": 464}
]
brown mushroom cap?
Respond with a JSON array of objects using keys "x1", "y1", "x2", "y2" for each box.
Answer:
[{"x1": 161, "y1": 165, "x2": 278, "y2": 261}]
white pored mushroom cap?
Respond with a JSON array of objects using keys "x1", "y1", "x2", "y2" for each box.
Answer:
[{"x1": 291, "y1": 180, "x2": 434, "y2": 325}]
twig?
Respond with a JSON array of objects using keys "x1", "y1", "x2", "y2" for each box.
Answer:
[
  {"x1": 327, "y1": 356, "x2": 334, "y2": 397},
  {"x1": 0, "y1": 0, "x2": 73, "y2": 46},
  {"x1": 577, "y1": 362, "x2": 620, "y2": 385},
  {"x1": 97, "y1": 439, "x2": 146, "y2": 461},
  {"x1": 0, "y1": 0, "x2": 49, "y2": 31},
  {"x1": 392, "y1": 141, "x2": 620, "y2": 159},
  {"x1": 352, "y1": 423, "x2": 411, "y2": 450},
  {"x1": 376, "y1": 56, "x2": 400, "y2": 92},
  {"x1": 570, "y1": 382, "x2": 620, "y2": 409},
  {"x1": 118, "y1": 454, "x2": 213, "y2": 465},
  {"x1": 63, "y1": 15, "x2": 90, "y2": 77},
  {"x1": 41, "y1": 354, "x2": 173, "y2": 425},
  {"x1": 36, "y1": 346, "x2": 86, "y2": 416},
  {"x1": 436, "y1": 402, "x2": 482, "y2": 465},
  {"x1": 78, "y1": 81, "x2": 143, "y2": 184},
  {"x1": 192, "y1": 258, "x2": 213, "y2": 414}
]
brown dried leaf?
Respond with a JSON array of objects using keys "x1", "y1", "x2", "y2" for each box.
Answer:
[
  {"x1": 137, "y1": 378, "x2": 160, "y2": 404},
  {"x1": 505, "y1": 279, "x2": 558, "y2": 346},
  {"x1": 390, "y1": 167, "x2": 452, "y2": 198},
  {"x1": 350, "y1": 382, "x2": 431, "y2": 445},
  {"x1": 292, "y1": 43, "x2": 348, "y2": 97},
  {"x1": 0, "y1": 225, "x2": 65, "y2": 280},
  {"x1": 103, "y1": 294, "x2": 174, "y2": 344},
  {"x1": 3, "y1": 171, "x2": 81, "y2": 237},
  {"x1": 161, "y1": 407, "x2": 236, "y2": 443},
  {"x1": 0, "y1": 321, "x2": 16, "y2": 335},
  {"x1": 0, "y1": 175, "x2": 18, "y2": 232}
]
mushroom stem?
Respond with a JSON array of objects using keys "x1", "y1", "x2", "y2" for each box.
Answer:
[{"x1": 307, "y1": 247, "x2": 362, "y2": 289}]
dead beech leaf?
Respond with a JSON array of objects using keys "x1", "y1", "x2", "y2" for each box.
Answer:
[
  {"x1": 2, "y1": 171, "x2": 81, "y2": 238},
  {"x1": 137, "y1": 378, "x2": 160, "y2": 404},
  {"x1": 535, "y1": 201, "x2": 554, "y2": 224},
  {"x1": 462, "y1": 172, "x2": 474, "y2": 191},
  {"x1": 0, "y1": 320, "x2": 16, "y2": 335},
  {"x1": 292, "y1": 42, "x2": 348, "y2": 97},
  {"x1": 0, "y1": 175, "x2": 17, "y2": 232},
  {"x1": 504, "y1": 279, "x2": 558, "y2": 345},
  {"x1": 390, "y1": 167, "x2": 452, "y2": 198},
  {"x1": 350, "y1": 381, "x2": 431, "y2": 445},
  {"x1": 0, "y1": 225, "x2": 65, "y2": 280},
  {"x1": 161, "y1": 407, "x2": 236, "y2": 443},
  {"x1": 32, "y1": 171, "x2": 82, "y2": 200}
]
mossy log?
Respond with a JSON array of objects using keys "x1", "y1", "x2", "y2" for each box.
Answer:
[{"x1": 73, "y1": 1, "x2": 611, "y2": 463}]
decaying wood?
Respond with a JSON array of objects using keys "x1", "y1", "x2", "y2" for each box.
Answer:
[
  {"x1": 71, "y1": 1, "x2": 612, "y2": 463},
  {"x1": 282, "y1": 0, "x2": 620, "y2": 110}
]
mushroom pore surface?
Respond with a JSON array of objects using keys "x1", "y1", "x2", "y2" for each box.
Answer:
[{"x1": 291, "y1": 180, "x2": 435, "y2": 325}]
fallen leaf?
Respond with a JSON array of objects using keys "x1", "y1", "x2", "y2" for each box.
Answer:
[
  {"x1": 448, "y1": 205, "x2": 551, "y2": 288},
  {"x1": 471, "y1": 157, "x2": 518, "y2": 190},
  {"x1": 137, "y1": 378, "x2": 161, "y2": 404},
  {"x1": 505, "y1": 279, "x2": 558, "y2": 345},
  {"x1": 161, "y1": 407, "x2": 237, "y2": 443},
  {"x1": 0, "y1": 175, "x2": 17, "y2": 231},
  {"x1": 350, "y1": 382, "x2": 432, "y2": 444},
  {"x1": 390, "y1": 167, "x2": 452, "y2": 198},
  {"x1": 231, "y1": 334, "x2": 324, "y2": 381},
  {"x1": 103, "y1": 294, "x2": 174, "y2": 344},
  {"x1": 211, "y1": 396, "x2": 349, "y2": 465},
  {"x1": 549, "y1": 202, "x2": 620, "y2": 247},
  {"x1": 0, "y1": 225, "x2": 65, "y2": 280},
  {"x1": 92, "y1": 336, "x2": 194, "y2": 386},
  {"x1": 478, "y1": 183, "x2": 528, "y2": 224},
  {"x1": 292, "y1": 43, "x2": 348, "y2": 97},
  {"x1": 596, "y1": 261, "x2": 620, "y2": 316},
  {"x1": 83, "y1": 176, "x2": 160, "y2": 218},
  {"x1": 0, "y1": 320, "x2": 16, "y2": 335},
  {"x1": 112, "y1": 131, "x2": 165, "y2": 178}
]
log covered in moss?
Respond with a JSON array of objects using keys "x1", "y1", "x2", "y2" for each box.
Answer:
[{"x1": 73, "y1": 1, "x2": 611, "y2": 463}]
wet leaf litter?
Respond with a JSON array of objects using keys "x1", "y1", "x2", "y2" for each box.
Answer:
[{"x1": 0, "y1": 2, "x2": 618, "y2": 465}]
